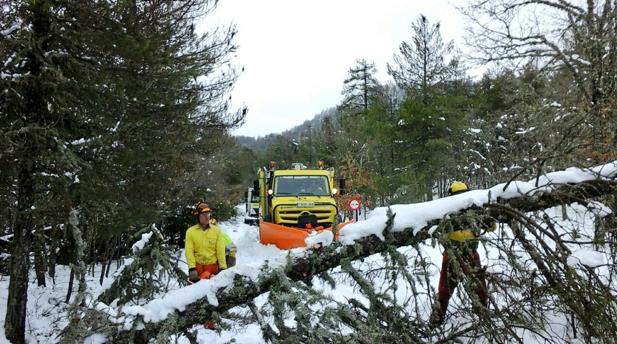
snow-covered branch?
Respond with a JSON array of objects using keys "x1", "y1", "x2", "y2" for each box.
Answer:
[{"x1": 61, "y1": 163, "x2": 616, "y2": 342}]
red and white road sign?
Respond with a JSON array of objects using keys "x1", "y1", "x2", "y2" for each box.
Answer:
[{"x1": 348, "y1": 198, "x2": 361, "y2": 211}]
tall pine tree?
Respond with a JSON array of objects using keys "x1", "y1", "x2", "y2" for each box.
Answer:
[{"x1": 0, "y1": 1, "x2": 241, "y2": 341}]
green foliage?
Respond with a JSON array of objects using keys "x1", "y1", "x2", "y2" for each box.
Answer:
[
  {"x1": 339, "y1": 59, "x2": 382, "y2": 114},
  {"x1": 0, "y1": 6, "x2": 244, "y2": 339},
  {"x1": 387, "y1": 14, "x2": 460, "y2": 103},
  {"x1": 97, "y1": 225, "x2": 184, "y2": 305}
]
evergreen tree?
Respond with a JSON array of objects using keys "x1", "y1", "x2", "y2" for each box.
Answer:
[
  {"x1": 383, "y1": 15, "x2": 467, "y2": 201},
  {"x1": 317, "y1": 116, "x2": 339, "y2": 166},
  {"x1": 334, "y1": 60, "x2": 385, "y2": 196},
  {"x1": 0, "y1": 1, "x2": 241, "y2": 341},
  {"x1": 356, "y1": 83, "x2": 402, "y2": 206},
  {"x1": 387, "y1": 14, "x2": 460, "y2": 104},
  {"x1": 393, "y1": 86, "x2": 469, "y2": 201},
  {"x1": 339, "y1": 59, "x2": 382, "y2": 115},
  {"x1": 0, "y1": 2, "x2": 100, "y2": 340}
]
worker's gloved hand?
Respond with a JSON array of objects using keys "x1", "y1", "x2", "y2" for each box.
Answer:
[{"x1": 188, "y1": 268, "x2": 200, "y2": 283}]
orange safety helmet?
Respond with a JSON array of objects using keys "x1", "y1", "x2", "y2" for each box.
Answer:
[
  {"x1": 448, "y1": 181, "x2": 469, "y2": 195},
  {"x1": 192, "y1": 201, "x2": 212, "y2": 216}
]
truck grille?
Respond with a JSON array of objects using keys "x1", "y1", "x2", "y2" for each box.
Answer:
[{"x1": 275, "y1": 205, "x2": 337, "y2": 226}]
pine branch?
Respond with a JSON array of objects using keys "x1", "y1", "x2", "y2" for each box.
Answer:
[{"x1": 61, "y1": 178, "x2": 617, "y2": 342}]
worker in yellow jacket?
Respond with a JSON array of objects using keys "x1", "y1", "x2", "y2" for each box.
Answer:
[
  {"x1": 223, "y1": 231, "x2": 237, "y2": 268},
  {"x1": 186, "y1": 202, "x2": 228, "y2": 282},
  {"x1": 431, "y1": 181, "x2": 496, "y2": 325}
]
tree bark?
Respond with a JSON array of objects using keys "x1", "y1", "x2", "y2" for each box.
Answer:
[
  {"x1": 65, "y1": 270, "x2": 74, "y2": 304},
  {"x1": 69, "y1": 207, "x2": 88, "y2": 308},
  {"x1": 5, "y1": 158, "x2": 35, "y2": 344},
  {"x1": 33, "y1": 227, "x2": 47, "y2": 287},
  {"x1": 99, "y1": 241, "x2": 108, "y2": 286},
  {"x1": 47, "y1": 226, "x2": 61, "y2": 283},
  {"x1": 5, "y1": 2, "x2": 51, "y2": 341}
]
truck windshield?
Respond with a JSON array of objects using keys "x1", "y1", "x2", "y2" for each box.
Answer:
[{"x1": 274, "y1": 176, "x2": 330, "y2": 196}]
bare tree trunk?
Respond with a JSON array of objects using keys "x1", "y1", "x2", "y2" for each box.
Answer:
[
  {"x1": 69, "y1": 207, "x2": 87, "y2": 308},
  {"x1": 105, "y1": 236, "x2": 120, "y2": 279},
  {"x1": 47, "y1": 226, "x2": 60, "y2": 284},
  {"x1": 65, "y1": 269, "x2": 74, "y2": 304},
  {"x1": 5, "y1": 233, "x2": 30, "y2": 344},
  {"x1": 33, "y1": 226, "x2": 47, "y2": 287},
  {"x1": 99, "y1": 241, "x2": 108, "y2": 285},
  {"x1": 105, "y1": 255, "x2": 113, "y2": 279},
  {"x1": 88, "y1": 225, "x2": 97, "y2": 277},
  {"x1": 425, "y1": 179, "x2": 433, "y2": 201},
  {"x1": 5, "y1": 158, "x2": 35, "y2": 344}
]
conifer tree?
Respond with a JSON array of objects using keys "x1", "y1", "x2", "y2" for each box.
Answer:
[
  {"x1": 339, "y1": 59, "x2": 382, "y2": 115},
  {"x1": 0, "y1": 1, "x2": 241, "y2": 341},
  {"x1": 335, "y1": 60, "x2": 384, "y2": 196},
  {"x1": 0, "y1": 2, "x2": 99, "y2": 340},
  {"x1": 381, "y1": 15, "x2": 467, "y2": 201},
  {"x1": 387, "y1": 14, "x2": 460, "y2": 104}
]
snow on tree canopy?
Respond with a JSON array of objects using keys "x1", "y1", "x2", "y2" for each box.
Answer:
[{"x1": 131, "y1": 232, "x2": 153, "y2": 253}]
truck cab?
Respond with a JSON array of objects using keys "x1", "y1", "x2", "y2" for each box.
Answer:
[
  {"x1": 258, "y1": 162, "x2": 339, "y2": 229},
  {"x1": 256, "y1": 162, "x2": 350, "y2": 249}
]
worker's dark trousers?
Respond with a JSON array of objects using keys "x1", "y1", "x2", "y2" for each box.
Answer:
[{"x1": 435, "y1": 249, "x2": 488, "y2": 322}]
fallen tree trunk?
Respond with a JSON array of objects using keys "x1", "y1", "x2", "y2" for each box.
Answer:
[{"x1": 63, "y1": 179, "x2": 617, "y2": 343}]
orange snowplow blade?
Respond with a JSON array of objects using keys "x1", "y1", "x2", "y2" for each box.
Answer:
[{"x1": 259, "y1": 221, "x2": 352, "y2": 250}]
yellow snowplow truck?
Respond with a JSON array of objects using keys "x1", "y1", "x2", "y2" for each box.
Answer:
[{"x1": 256, "y1": 162, "x2": 349, "y2": 249}]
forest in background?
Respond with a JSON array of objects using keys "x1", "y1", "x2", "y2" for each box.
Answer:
[{"x1": 1, "y1": 0, "x2": 616, "y2": 343}]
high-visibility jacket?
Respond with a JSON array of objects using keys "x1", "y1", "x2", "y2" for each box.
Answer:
[
  {"x1": 222, "y1": 232, "x2": 237, "y2": 257},
  {"x1": 185, "y1": 219, "x2": 227, "y2": 269},
  {"x1": 447, "y1": 221, "x2": 496, "y2": 251}
]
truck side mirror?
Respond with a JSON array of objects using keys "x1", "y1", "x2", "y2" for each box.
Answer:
[{"x1": 338, "y1": 178, "x2": 346, "y2": 195}]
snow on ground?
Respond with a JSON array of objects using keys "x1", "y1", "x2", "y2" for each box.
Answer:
[
  {"x1": 0, "y1": 203, "x2": 607, "y2": 343},
  {"x1": 0, "y1": 260, "x2": 131, "y2": 343},
  {"x1": 0, "y1": 204, "x2": 286, "y2": 343},
  {"x1": 1, "y1": 160, "x2": 615, "y2": 342}
]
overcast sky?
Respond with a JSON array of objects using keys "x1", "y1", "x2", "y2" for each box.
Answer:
[{"x1": 204, "y1": 0, "x2": 468, "y2": 137}]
